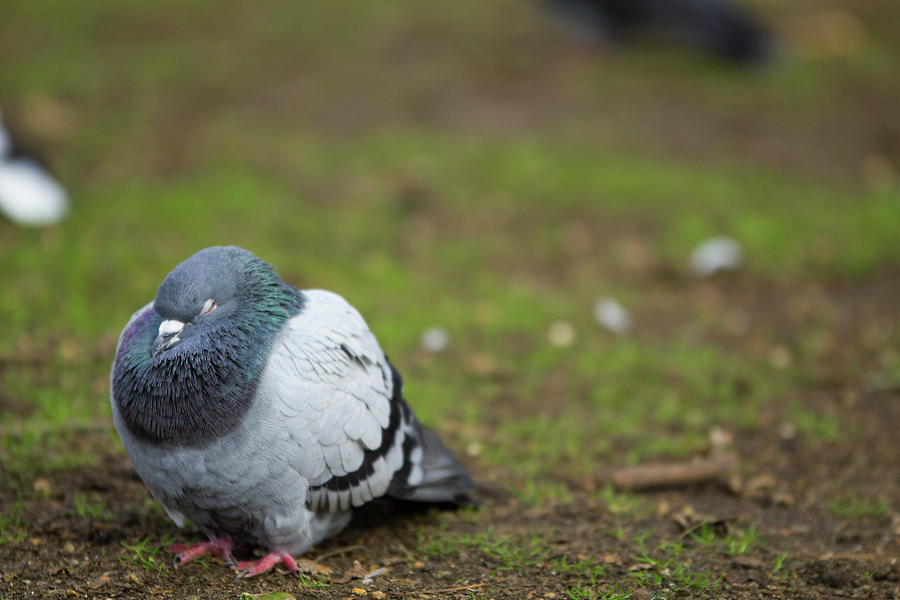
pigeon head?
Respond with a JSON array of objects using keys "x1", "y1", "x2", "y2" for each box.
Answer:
[
  {"x1": 112, "y1": 246, "x2": 304, "y2": 446},
  {"x1": 151, "y1": 246, "x2": 245, "y2": 356}
]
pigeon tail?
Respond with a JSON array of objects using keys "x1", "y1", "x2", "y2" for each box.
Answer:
[{"x1": 389, "y1": 421, "x2": 476, "y2": 507}]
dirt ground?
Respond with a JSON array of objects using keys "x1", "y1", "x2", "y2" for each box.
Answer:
[{"x1": 2, "y1": 274, "x2": 898, "y2": 600}]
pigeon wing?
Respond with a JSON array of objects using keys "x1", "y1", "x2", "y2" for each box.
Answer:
[{"x1": 260, "y1": 289, "x2": 415, "y2": 513}]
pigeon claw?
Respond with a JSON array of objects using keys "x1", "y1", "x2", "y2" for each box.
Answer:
[
  {"x1": 232, "y1": 552, "x2": 299, "y2": 579},
  {"x1": 167, "y1": 537, "x2": 234, "y2": 569}
]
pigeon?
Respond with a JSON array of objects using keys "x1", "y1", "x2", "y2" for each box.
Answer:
[
  {"x1": 0, "y1": 110, "x2": 69, "y2": 226},
  {"x1": 110, "y1": 246, "x2": 474, "y2": 578},
  {"x1": 544, "y1": 0, "x2": 774, "y2": 65}
]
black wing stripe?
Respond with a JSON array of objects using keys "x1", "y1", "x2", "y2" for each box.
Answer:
[{"x1": 307, "y1": 362, "x2": 409, "y2": 508}]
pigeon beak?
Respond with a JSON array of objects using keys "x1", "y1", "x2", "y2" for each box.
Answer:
[
  {"x1": 159, "y1": 319, "x2": 185, "y2": 336},
  {"x1": 154, "y1": 319, "x2": 185, "y2": 355}
]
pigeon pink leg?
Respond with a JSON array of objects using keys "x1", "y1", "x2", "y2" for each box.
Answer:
[
  {"x1": 168, "y1": 537, "x2": 235, "y2": 568},
  {"x1": 232, "y1": 552, "x2": 300, "y2": 578}
]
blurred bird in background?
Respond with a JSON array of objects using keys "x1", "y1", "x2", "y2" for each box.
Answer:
[
  {"x1": 544, "y1": 0, "x2": 775, "y2": 64},
  {"x1": 0, "y1": 109, "x2": 69, "y2": 227}
]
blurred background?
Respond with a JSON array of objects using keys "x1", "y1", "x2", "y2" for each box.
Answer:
[{"x1": 1, "y1": 1, "x2": 899, "y2": 598}]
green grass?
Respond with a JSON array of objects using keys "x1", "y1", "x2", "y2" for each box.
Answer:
[
  {"x1": 629, "y1": 543, "x2": 721, "y2": 593},
  {"x1": 554, "y1": 556, "x2": 628, "y2": 600},
  {"x1": 566, "y1": 582, "x2": 632, "y2": 600},
  {"x1": 72, "y1": 491, "x2": 110, "y2": 521},
  {"x1": 0, "y1": 126, "x2": 890, "y2": 480},
  {"x1": 118, "y1": 535, "x2": 177, "y2": 573},
  {"x1": 417, "y1": 526, "x2": 552, "y2": 577},
  {"x1": 827, "y1": 497, "x2": 890, "y2": 519},
  {"x1": 771, "y1": 553, "x2": 789, "y2": 577},
  {"x1": 687, "y1": 523, "x2": 760, "y2": 557},
  {"x1": 0, "y1": 502, "x2": 27, "y2": 546}
]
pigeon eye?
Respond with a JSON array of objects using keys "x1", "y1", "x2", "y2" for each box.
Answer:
[{"x1": 200, "y1": 298, "x2": 217, "y2": 316}]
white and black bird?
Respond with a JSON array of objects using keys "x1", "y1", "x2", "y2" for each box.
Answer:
[
  {"x1": 0, "y1": 110, "x2": 68, "y2": 226},
  {"x1": 110, "y1": 246, "x2": 474, "y2": 578}
]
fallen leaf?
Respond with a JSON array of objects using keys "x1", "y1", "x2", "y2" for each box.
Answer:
[
  {"x1": 772, "y1": 491, "x2": 795, "y2": 506},
  {"x1": 87, "y1": 576, "x2": 110, "y2": 590},
  {"x1": 745, "y1": 473, "x2": 777, "y2": 494},
  {"x1": 294, "y1": 559, "x2": 332, "y2": 575},
  {"x1": 336, "y1": 560, "x2": 368, "y2": 583},
  {"x1": 33, "y1": 478, "x2": 52, "y2": 494}
]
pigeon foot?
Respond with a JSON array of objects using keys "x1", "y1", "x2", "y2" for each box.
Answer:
[
  {"x1": 232, "y1": 552, "x2": 300, "y2": 578},
  {"x1": 168, "y1": 537, "x2": 235, "y2": 568}
]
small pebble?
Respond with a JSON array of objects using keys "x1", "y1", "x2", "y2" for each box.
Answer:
[
  {"x1": 371, "y1": 592, "x2": 386, "y2": 600},
  {"x1": 421, "y1": 327, "x2": 449, "y2": 353},
  {"x1": 769, "y1": 345, "x2": 792, "y2": 369},
  {"x1": 779, "y1": 422, "x2": 796, "y2": 440},
  {"x1": 62, "y1": 542, "x2": 75, "y2": 553},
  {"x1": 466, "y1": 441, "x2": 482, "y2": 457},
  {"x1": 351, "y1": 588, "x2": 367, "y2": 596},
  {"x1": 547, "y1": 320, "x2": 575, "y2": 347},
  {"x1": 709, "y1": 426, "x2": 733, "y2": 449}
]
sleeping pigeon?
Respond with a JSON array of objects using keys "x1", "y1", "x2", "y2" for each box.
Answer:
[{"x1": 110, "y1": 246, "x2": 474, "y2": 578}]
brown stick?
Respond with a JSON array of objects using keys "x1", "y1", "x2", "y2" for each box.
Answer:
[
  {"x1": 611, "y1": 453, "x2": 738, "y2": 490},
  {"x1": 311, "y1": 544, "x2": 364, "y2": 562},
  {"x1": 412, "y1": 582, "x2": 487, "y2": 595}
]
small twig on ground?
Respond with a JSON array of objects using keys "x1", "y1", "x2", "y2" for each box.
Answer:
[
  {"x1": 412, "y1": 582, "x2": 487, "y2": 595},
  {"x1": 311, "y1": 544, "x2": 364, "y2": 562},
  {"x1": 611, "y1": 453, "x2": 738, "y2": 490}
]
